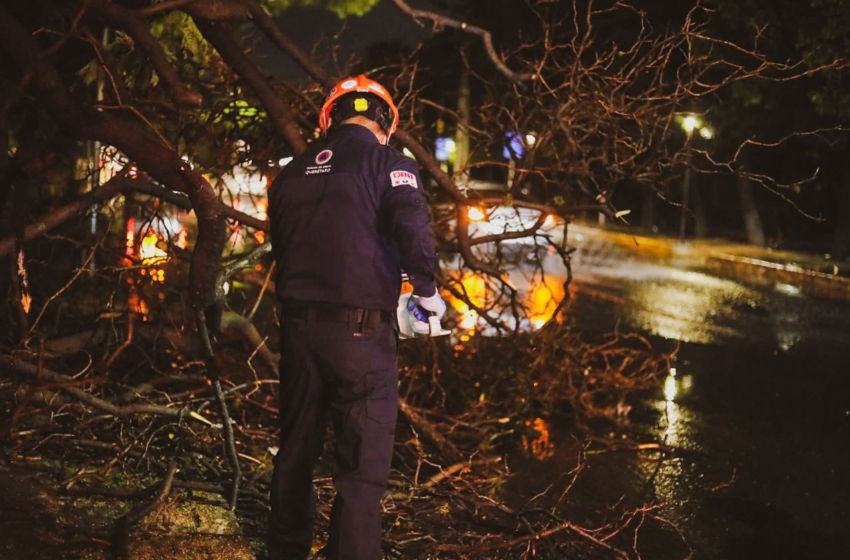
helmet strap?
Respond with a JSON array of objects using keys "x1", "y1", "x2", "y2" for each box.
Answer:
[{"x1": 373, "y1": 105, "x2": 391, "y2": 135}]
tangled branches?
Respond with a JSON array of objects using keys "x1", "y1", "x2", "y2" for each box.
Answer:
[
  {"x1": 1, "y1": 0, "x2": 837, "y2": 556},
  {"x1": 1, "y1": 290, "x2": 669, "y2": 557},
  {"x1": 0, "y1": 199, "x2": 668, "y2": 556}
]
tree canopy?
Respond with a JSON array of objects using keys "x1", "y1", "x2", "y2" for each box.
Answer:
[{"x1": 2, "y1": 0, "x2": 846, "y2": 392}]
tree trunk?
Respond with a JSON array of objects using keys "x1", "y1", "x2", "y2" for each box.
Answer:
[
  {"x1": 454, "y1": 67, "x2": 470, "y2": 182},
  {"x1": 679, "y1": 164, "x2": 691, "y2": 241},
  {"x1": 0, "y1": 111, "x2": 9, "y2": 212},
  {"x1": 641, "y1": 187, "x2": 655, "y2": 232},
  {"x1": 738, "y1": 174, "x2": 765, "y2": 246},
  {"x1": 693, "y1": 181, "x2": 708, "y2": 238},
  {"x1": 831, "y1": 170, "x2": 850, "y2": 261}
]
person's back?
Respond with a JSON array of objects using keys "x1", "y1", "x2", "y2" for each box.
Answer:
[
  {"x1": 266, "y1": 76, "x2": 446, "y2": 560},
  {"x1": 269, "y1": 123, "x2": 431, "y2": 311}
]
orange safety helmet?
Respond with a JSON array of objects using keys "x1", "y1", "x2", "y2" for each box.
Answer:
[{"x1": 318, "y1": 75, "x2": 399, "y2": 138}]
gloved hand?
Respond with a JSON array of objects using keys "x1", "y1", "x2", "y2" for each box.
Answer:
[{"x1": 407, "y1": 291, "x2": 447, "y2": 326}]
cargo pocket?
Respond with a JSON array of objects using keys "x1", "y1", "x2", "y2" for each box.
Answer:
[{"x1": 361, "y1": 398, "x2": 397, "y2": 483}]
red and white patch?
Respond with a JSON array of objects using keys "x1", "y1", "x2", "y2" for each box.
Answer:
[
  {"x1": 315, "y1": 149, "x2": 333, "y2": 164},
  {"x1": 390, "y1": 170, "x2": 418, "y2": 189}
]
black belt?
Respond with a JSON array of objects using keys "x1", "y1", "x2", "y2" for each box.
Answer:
[{"x1": 281, "y1": 304, "x2": 392, "y2": 331}]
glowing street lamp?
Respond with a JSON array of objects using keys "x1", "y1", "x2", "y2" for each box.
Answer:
[
  {"x1": 682, "y1": 115, "x2": 700, "y2": 136},
  {"x1": 677, "y1": 113, "x2": 713, "y2": 241}
]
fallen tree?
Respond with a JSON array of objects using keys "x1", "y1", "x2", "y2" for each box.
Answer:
[{"x1": 0, "y1": 0, "x2": 841, "y2": 557}]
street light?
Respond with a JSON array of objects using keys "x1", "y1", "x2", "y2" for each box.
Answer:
[
  {"x1": 677, "y1": 114, "x2": 712, "y2": 242},
  {"x1": 682, "y1": 115, "x2": 699, "y2": 135}
]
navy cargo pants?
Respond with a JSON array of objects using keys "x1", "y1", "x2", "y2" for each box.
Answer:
[{"x1": 268, "y1": 304, "x2": 398, "y2": 560}]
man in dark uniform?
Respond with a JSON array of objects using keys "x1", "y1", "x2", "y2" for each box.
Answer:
[{"x1": 266, "y1": 75, "x2": 445, "y2": 560}]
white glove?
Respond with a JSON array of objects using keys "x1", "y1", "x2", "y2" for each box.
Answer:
[{"x1": 407, "y1": 291, "x2": 447, "y2": 324}]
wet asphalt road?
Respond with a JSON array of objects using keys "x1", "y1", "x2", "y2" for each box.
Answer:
[{"x1": 556, "y1": 246, "x2": 850, "y2": 559}]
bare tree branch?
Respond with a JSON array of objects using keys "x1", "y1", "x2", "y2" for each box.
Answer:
[
  {"x1": 387, "y1": 0, "x2": 537, "y2": 82},
  {"x1": 138, "y1": 0, "x2": 201, "y2": 17},
  {"x1": 0, "y1": 5, "x2": 239, "y2": 498},
  {"x1": 227, "y1": 0, "x2": 335, "y2": 84},
  {"x1": 0, "y1": 177, "x2": 266, "y2": 259},
  {"x1": 220, "y1": 0, "x2": 533, "y2": 288},
  {"x1": 1, "y1": 355, "x2": 210, "y2": 422}
]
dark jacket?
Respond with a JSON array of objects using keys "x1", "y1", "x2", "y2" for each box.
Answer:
[{"x1": 268, "y1": 124, "x2": 438, "y2": 311}]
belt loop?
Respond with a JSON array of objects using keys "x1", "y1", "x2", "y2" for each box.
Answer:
[
  {"x1": 360, "y1": 309, "x2": 371, "y2": 332},
  {"x1": 348, "y1": 308, "x2": 362, "y2": 332}
]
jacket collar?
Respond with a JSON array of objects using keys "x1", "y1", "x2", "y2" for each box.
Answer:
[{"x1": 328, "y1": 123, "x2": 380, "y2": 144}]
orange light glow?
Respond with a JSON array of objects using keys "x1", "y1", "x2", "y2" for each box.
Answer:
[
  {"x1": 128, "y1": 291, "x2": 149, "y2": 317},
  {"x1": 527, "y1": 275, "x2": 566, "y2": 329},
  {"x1": 460, "y1": 308, "x2": 478, "y2": 330},
  {"x1": 125, "y1": 217, "x2": 136, "y2": 259},
  {"x1": 140, "y1": 232, "x2": 166, "y2": 264},
  {"x1": 123, "y1": 218, "x2": 160, "y2": 319},
  {"x1": 255, "y1": 200, "x2": 268, "y2": 221},
  {"x1": 447, "y1": 273, "x2": 487, "y2": 331},
  {"x1": 467, "y1": 207, "x2": 486, "y2": 222},
  {"x1": 522, "y1": 417, "x2": 554, "y2": 460},
  {"x1": 17, "y1": 249, "x2": 31, "y2": 314},
  {"x1": 445, "y1": 272, "x2": 565, "y2": 331},
  {"x1": 139, "y1": 232, "x2": 168, "y2": 283}
]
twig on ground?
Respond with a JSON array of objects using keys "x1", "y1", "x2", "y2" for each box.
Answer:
[
  {"x1": 1, "y1": 355, "x2": 212, "y2": 423},
  {"x1": 421, "y1": 456, "x2": 502, "y2": 489}
]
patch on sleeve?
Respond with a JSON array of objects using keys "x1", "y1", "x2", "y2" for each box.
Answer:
[{"x1": 390, "y1": 170, "x2": 418, "y2": 189}]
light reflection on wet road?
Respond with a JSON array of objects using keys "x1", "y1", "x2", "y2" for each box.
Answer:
[
  {"x1": 557, "y1": 243, "x2": 850, "y2": 559},
  {"x1": 569, "y1": 254, "x2": 850, "y2": 347}
]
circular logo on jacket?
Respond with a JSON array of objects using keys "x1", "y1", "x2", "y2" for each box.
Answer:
[{"x1": 315, "y1": 149, "x2": 333, "y2": 165}]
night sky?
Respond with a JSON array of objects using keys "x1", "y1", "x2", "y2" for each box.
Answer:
[{"x1": 263, "y1": 0, "x2": 437, "y2": 80}]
